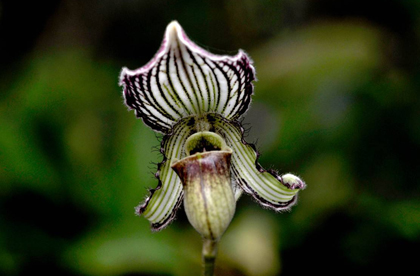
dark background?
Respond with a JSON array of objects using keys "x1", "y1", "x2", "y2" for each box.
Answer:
[{"x1": 1, "y1": 0, "x2": 419, "y2": 275}]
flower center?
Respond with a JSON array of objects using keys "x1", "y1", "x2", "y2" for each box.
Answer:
[
  {"x1": 171, "y1": 131, "x2": 235, "y2": 241},
  {"x1": 185, "y1": 131, "x2": 229, "y2": 156}
]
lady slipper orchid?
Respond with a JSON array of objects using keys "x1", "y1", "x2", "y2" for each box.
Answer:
[{"x1": 119, "y1": 21, "x2": 306, "y2": 238}]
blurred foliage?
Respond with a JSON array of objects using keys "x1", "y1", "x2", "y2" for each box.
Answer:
[{"x1": 1, "y1": 0, "x2": 420, "y2": 275}]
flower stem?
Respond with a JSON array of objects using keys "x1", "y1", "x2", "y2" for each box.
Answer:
[{"x1": 202, "y1": 238, "x2": 218, "y2": 276}]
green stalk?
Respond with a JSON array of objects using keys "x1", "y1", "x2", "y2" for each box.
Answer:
[{"x1": 202, "y1": 239, "x2": 218, "y2": 276}]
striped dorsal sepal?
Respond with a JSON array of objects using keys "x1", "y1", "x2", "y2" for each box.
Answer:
[{"x1": 120, "y1": 21, "x2": 256, "y2": 134}]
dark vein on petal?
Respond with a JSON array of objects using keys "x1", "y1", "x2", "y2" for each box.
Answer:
[
  {"x1": 165, "y1": 51, "x2": 190, "y2": 115},
  {"x1": 124, "y1": 75, "x2": 170, "y2": 133},
  {"x1": 211, "y1": 61, "x2": 231, "y2": 114},
  {"x1": 222, "y1": 61, "x2": 241, "y2": 117},
  {"x1": 202, "y1": 58, "x2": 220, "y2": 112},
  {"x1": 176, "y1": 39, "x2": 201, "y2": 113},
  {"x1": 139, "y1": 74, "x2": 171, "y2": 132},
  {"x1": 155, "y1": 53, "x2": 183, "y2": 117},
  {"x1": 145, "y1": 60, "x2": 175, "y2": 121},
  {"x1": 173, "y1": 44, "x2": 198, "y2": 114},
  {"x1": 186, "y1": 49, "x2": 212, "y2": 112},
  {"x1": 233, "y1": 55, "x2": 255, "y2": 118}
]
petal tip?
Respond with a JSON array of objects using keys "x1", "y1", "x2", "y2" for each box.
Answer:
[
  {"x1": 165, "y1": 20, "x2": 182, "y2": 37},
  {"x1": 164, "y1": 20, "x2": 188, "y2": 51},
  {"x1": 281, "y1": 173, "x2": 306, "y2": 190},
  {"x1": 118, "y1": 67, "x2": 129, "y2": 87}
]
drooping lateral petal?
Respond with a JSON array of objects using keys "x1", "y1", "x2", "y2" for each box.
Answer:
[
  {"x1": 135, "y1": 118, "x2": 194, "y2": 230},
  {"x1": 211, "y1": 114, "x2": 306, "y2": 211},
  {"x1": 119, "y1": 21, "x2": 256, "y2": 134}
]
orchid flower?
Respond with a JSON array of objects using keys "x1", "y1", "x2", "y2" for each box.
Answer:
[{"x1": 119, "y1": 21, "x2": 305, "y2": 272}]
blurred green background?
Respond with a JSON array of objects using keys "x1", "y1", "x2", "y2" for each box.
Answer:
[{"x1": 1, "y1": 0, "x2": 420, "y2": 275}]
